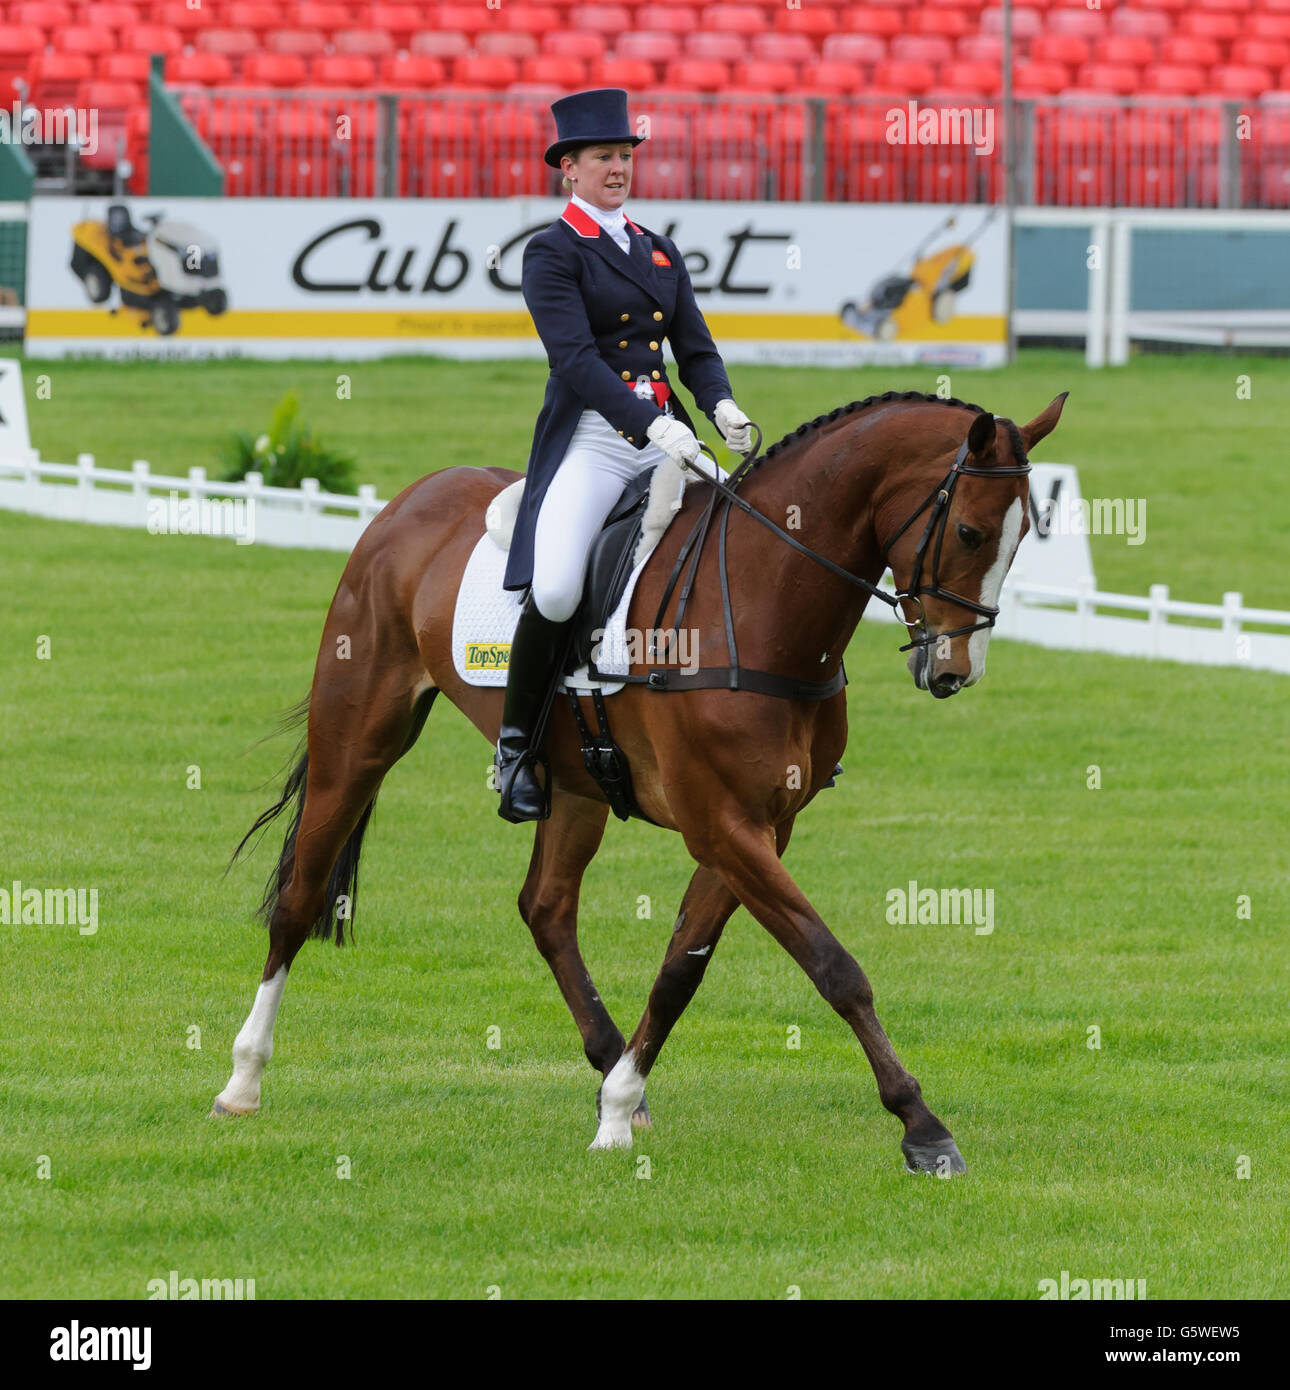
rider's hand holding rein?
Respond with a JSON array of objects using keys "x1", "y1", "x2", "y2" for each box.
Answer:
[
  {"x1": 714, "y1": 399, "x2": 752, "y2": 454},
  {"x1": 647, "y1": 415, "x2": 701, "y2": 470}
]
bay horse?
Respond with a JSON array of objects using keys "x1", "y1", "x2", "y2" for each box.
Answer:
[{"x1": 215, "y1": 389, "x2": 1067, "y2": 1176}]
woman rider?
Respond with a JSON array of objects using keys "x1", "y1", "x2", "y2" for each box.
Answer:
[{"x1": 496, "y1": 88, "x2": 753, "y2": 822}]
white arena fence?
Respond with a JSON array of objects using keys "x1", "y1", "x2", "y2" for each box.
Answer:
[{"x1": 3, "y1": 450, "x2": 1288, "y2": 677}]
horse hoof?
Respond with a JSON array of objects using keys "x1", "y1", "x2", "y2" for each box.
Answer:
[
  {"x1": 588, "y1": 1124, "x2": 633, "y2": 1151},
  {"x1": 901, "y1": 1137, "x2": 966, "y2": 1176},
  {"x1": 631, "y1": 1098, "x2": 652, "y2": 1131},
  {"x1": 209, "y1": 1098, "x2": 257, "y2": 1118}
]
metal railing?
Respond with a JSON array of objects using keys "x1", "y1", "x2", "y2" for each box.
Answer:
[{"x1": 174, "y1": 89, "x2": 1290, "y2": 209}]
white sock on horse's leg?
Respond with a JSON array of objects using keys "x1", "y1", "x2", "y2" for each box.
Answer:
[
  {"x1": 588, "y1": 1050, "x2": 646, "y2": 1150},
  {"x1": 213, "y1": 965, "x2": 287, "y2": 1115}
]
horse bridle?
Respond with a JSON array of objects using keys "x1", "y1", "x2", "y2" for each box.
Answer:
[
  {"x1": 878, "y1": 435, "x2": 1032, "y2": 652},
  {"x1": 687, "y1": 425, "x2": 1031, "y2": 654}
]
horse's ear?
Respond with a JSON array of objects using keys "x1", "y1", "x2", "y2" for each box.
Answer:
[
  {"x1": 1019, "y1": 392, "x2": 1069, "y2": 452},
  {"x1": 966, "y1": 411, "x2": 996, "y2": 459}
]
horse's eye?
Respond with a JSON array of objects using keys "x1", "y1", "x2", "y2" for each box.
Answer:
[{"x1": 957, "y1": 523, "x2": 984, "y2": 550}]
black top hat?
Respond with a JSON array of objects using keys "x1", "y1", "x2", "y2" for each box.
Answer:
[{"x1": 544, "y1": 88, "x2": 646, "y2": 168}]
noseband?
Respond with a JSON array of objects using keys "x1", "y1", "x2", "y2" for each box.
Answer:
[{"x1": 879, "y1": 436, "x2": 1032, "y2": 652}]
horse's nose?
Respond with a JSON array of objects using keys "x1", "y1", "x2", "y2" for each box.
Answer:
[{"x1": 929, "y1": 672, "x2": 964, "y2": 699}]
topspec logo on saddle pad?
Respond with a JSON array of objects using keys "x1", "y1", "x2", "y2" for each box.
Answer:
[{"x1": 465, "y1": 641, "x2": 510, "y2": 671}]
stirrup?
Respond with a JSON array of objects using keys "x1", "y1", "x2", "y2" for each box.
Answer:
[{"x1": 496, "y1": 745, "x2": 552, "y2": 823}]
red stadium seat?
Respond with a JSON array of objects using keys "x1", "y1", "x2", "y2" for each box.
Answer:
[
  {"x1": 981, "y1": 8, "x2": 1043, "y2": 38},
  {"x1": 1047, "y1": 10, "x2": 1109, "y2": 37},
  {"x1": 586, "y1": 57, "x2": 656, "y2": 89},
  {"x1": 1178, "y1": 13, "x2": 1240, "y2": 41},
  {"x1": 627, "y1": 155, "x2": 695, "y2": 200},
  {"x1": 910, "y1": 9, "x2": 972, "y2": 38},
  {"x1": 157, "y1": 3, "x2": 213, "y2": 34},
  {"x1": 542, "y1": 30, "x2": 603, "y2": 59},
  {"x1": 821, "y1": 34, "x2": 887, "y2": 65},
  {"x1": 684, "y1": 33, "x2": 746, "y2": 62},
  {"x1": 433, "y1": 4, "x2": 496, "y2": 37},
  {"x1": 750, "y1": 32, "x2": 814, "y2": 63},
  {"x1": 266, "y1": 31, "x2": 329, "y2": 58},
  {"x1": 49, "y1": 25, "x2": 104, "y2": 58},
  {"x1": 1101, "y1": 36, "x2": 1156, "y2": 67},
  {"x1": 335, "y1": 29, "x2": 396, "y2": 56},
  {"x1": 197, "y1": 29, "x2": 259, "y2": 59},
  {"x1": 477, "y1": 32, "x2": 540, "y2": 59},
  {"x1": 1031, "y1": 35, "x2": 1091, "y2": 67},
  {"x1": 293, "y1": 3, "x2": 352, "y2": 31},
  {"x1": 1198, "y1": 0, "x2": 1251, "y2": 10},
  {"x1": 99, "y1": 52, "x2": 151, "y2": 82},
  {"x1": 1260, "y1": 159, "x2": 1290, "y2": 207},
  {"x1": 1014, "y1": 61, "x2": 1070, "y2": 95},
  {"x1": 772, "y1": 4, "x2": 838, "y2": 38},
  {"x1": 311, "y1": 55, "x2": 376, "y2": 87},
  {"x1": 410, "y1": 32, "x2": 472, "y2": 60},
  {"x1": 1159, "y1": 36, "x2": 1222, "y2": 67},
  {"x1": 1111, "y1": 8, "x2": 1170, "y2": 38},
  {"x1": 167, "y1": 52, "x2": 234, "y2": 85},
  {"x1": 240, "y1": 53, "x2": 308, "y2": 87},
  {"x1": 838, "y1": 6, "x2": 903, "y2": 38},
  {"x1": 732, "y1": 59, "x2": 798, "y2": 91},
  {"x1": 74, "y1": 79, "x2": 142, "y2": 168},
  {"x1": 378, "y1": 54, "x2": 446, "y2": 87},
  {"x1": 938, "y1": 60, "x2": 1002, "y2": 95},
  {"x1": 1250, "y1": 16, "x2": 1290, "y2": 40},
  {"x1": 501, "y1": 4, "x2": 562, "y2": 35},
  {"x1": 226, "y1": 3, "x2": 280, "y2": 35},
  {"x1": 27, "y1": 52, "x2": 93, "y2": 108},
  {"x1": 702, "y1": 3, "x2": 768, "y2": 33},
  {"x1": 800, "y1": 59, "x2": 867, "y2": 94},
  {"x1": 648, "y1": 7, "x2": 702, "y2": 36},
  {"x1": 365, "y1": 4, "x2": 424, "y2": 39},
  {"x1": 891, "y1": 36, "x2": 954, "y2": 65},
  {"x1": 1078, "y1": 63, "x2": 1140, "y2": 93},
  {"x1": 453, "y1": 54, "x2": 520, "y2": 87},
  {"x1": 16, "y1": 1, "x2": 75, "y2": 30},
  {"x1": 1132, "y1": 0, "x2": 1187, "y2": 9},
  {"x1": 522, "y1": 54, "x2": 587, "y2": 87},
  {"x1": 124, "y1": 102, "x2": 147, "y2": 192},
  {"x1": 1211, "y1": 64, "x2": 1274, "y2": 95},
  {"x1": 697, "y1": 156, "x2": 762, "y2": 198},
  {"x1": 75, "y1": 3, "x2": 141, "y2": 30},
  {"x1": 1233, "y1": 39, "x2": 1290, "y2": 69},
  {"x1": 872, "y1": 59, "x2": 937, "y2": 93},
  {"x1": 665, "y1": 58, "x2": 729, "y2": 90},
  {"x1": 957, "y1": 36, "x2": 1004, "y2": 63},
  {"x1": 118, "y1": 23, "x2": 182, "y2": 54},
  {"x1": 1143, "y1": 64, "x2": 1207, "y2": 94},
  {"x1": 568, "y1": 4, "x2": 633, "y2": 36},
  {"x1": 615, "y1": 32, "x2": 674, "y2": 64}
]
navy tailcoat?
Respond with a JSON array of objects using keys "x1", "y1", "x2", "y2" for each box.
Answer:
[{"x1": 503, "y1": 199, "x2": 733, "y2": 592}]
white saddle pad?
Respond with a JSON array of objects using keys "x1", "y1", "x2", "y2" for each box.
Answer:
[{"x1": 452, "y1": 477, "x2": 686, "y2": 694}]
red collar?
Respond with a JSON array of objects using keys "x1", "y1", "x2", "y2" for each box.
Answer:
[{"x1": 560, "y1": 201, "x2": 645, "y2": 238}]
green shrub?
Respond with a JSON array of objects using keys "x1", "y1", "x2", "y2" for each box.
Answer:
[{"x1": 218, "y1": 392, "x2": 358, "y2": 494}]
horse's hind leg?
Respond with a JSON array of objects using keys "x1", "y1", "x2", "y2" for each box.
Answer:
[
  {"x1": 516, "y1": 793, "x2": 649, "y2": 1124},
  {"x1": 213, "y1": 667, "x2": 434, "y2": 1117}
]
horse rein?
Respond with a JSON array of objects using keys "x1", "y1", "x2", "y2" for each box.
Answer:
[{"x1": 683, "y1": 422, "x2": 1031, "y2": 653}]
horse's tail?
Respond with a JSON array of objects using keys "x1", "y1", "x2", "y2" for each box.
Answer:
[{"x1": 228, "y1": 695, "x2": 374, "y2": 947}]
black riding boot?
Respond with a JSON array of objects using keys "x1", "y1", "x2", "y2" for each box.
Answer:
[{"x1": 495, "y1": 592, "x2": 572, "y2": 823}]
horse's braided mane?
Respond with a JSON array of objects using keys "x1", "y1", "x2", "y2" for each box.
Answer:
[{"x1": 756, "y1": 389, "x2": 1022, "y2": 469}]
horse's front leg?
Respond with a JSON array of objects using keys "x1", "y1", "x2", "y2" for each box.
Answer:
[
  {"x1": 692, "y1": 814, "x2": 965, "y2": 1175},
  {"x1": 589, "y1": 862, "x2": 741, "y2": 1149}
]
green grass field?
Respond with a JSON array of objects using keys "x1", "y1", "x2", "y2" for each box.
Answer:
[{"x1": 1, "y1": 350, "x2": 1286, "y2": 1300}]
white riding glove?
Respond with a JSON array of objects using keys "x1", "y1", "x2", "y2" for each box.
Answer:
[
  {"x1": 714, "y1": 398, "x2": 752, "y2": 454},
  {"x1": 646, "y1": 415, "x2": 701, "y2": 471}
]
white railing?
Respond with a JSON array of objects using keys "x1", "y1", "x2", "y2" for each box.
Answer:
[
  {"x1": 0, "y1": 450, "x2": 383, "y2": 551},
  {"x1": 866, "y1": 574, "x2": 1290, "y2": 676},
  {"x1": 4, "y1": 449, "x2": 1289, "y2": 676}
]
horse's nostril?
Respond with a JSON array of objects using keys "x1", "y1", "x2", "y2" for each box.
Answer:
[{"x1": 930, "y1": 673, "x2": 964, "y2": 699}]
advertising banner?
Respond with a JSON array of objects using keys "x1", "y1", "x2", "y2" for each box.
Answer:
[{"x1": 26, "y1": 197, "x2": 1007, "y2": 365}]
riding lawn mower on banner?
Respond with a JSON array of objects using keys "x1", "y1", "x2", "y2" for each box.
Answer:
[
  {"x1": 840, "y1": 209, "x2": 998, "y2": 342},
  {"x1": 70, "y1": 203, "x2": 228, "y2": 336}
]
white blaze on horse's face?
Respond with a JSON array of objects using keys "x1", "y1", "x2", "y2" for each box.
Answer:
[{"x1": 962, "y1": 496, "x2": 1023, "y2": 688}]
